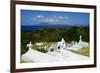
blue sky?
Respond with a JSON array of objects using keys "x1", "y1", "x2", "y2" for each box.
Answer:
[{"x1": 21, "y1": 10, "x2": 89, "y2": 26}]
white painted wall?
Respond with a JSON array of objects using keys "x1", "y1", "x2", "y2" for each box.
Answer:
[{"x1": 0, "y1": 0, "x2": 100, "y2": 73}]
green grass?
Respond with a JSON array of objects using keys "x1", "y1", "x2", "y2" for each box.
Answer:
[
  {"x1": 32, "y1": 42, "x2": 53, "y2": 53},
  {"x1": 72, "y1": 47, "x2": 89, "y2": 57},
  {"x1": 21, "y1": 61, "x2": 27, "y2": 63}
]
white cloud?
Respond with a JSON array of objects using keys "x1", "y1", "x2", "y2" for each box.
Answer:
[
  {"x1": 36, "y1": 15, "x2": 44, "y2": 19},
  {"x1": 59, "y1": 16, "x2": 64, "y2": 19},
  {"x1": 34, "y1": 14, "x2": 69, "y2": 23},
  {"x1": 58, "y1": 16, "x2": 68, "y2": 19}
]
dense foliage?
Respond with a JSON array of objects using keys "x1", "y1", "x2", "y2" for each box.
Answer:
[{"x1": 21, "y1": 26, "x2": 89, "y2": 55}]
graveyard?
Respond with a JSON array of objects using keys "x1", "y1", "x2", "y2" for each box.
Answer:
[{"x1": 21, "y1": 35, "x2": 90, "y2": 63}]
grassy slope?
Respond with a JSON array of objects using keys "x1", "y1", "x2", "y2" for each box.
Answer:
[{"x1": 72, "y1": 48, "x2": 89, "y2": 57}]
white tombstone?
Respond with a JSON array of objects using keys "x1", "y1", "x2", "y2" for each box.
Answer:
[
  {"x1": 57, "y1": 38, "x2": 66, "y2": 50},
  {"x1": 79, "y1": 35, "x2": 82, "y2": 44},
  {"x1": 26, "y1": 41, "x2": 32, "y2": 50},
  {"x1": 48, "y1": 44, "x2": 54, "y2": 52},
  {"x1": 47, "y1": 44, "x2": 58, "y2": 56},
  {"x1": 66, "y1": 35, "x2": 84, "y2": 51},
  {"x1": 22, "y1": 41, "x2": 63, "y2": 62}
]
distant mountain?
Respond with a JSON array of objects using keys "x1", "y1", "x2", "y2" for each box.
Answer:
[
  {"x1": 37, "y1": 22, "x2": 50, "y2": 26},
  {"x1": 21, "y1": 23, "x2": 89, "y2": 31},
  {"x1": 36, "y1": 22, "x2": 69, "y2": 26},
  {"x1": 36, "y1": 22, "x2": 88, "y2": 27},
  {"x1": 70, "y1": 24, "x2": 89, "y2": 27}
]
